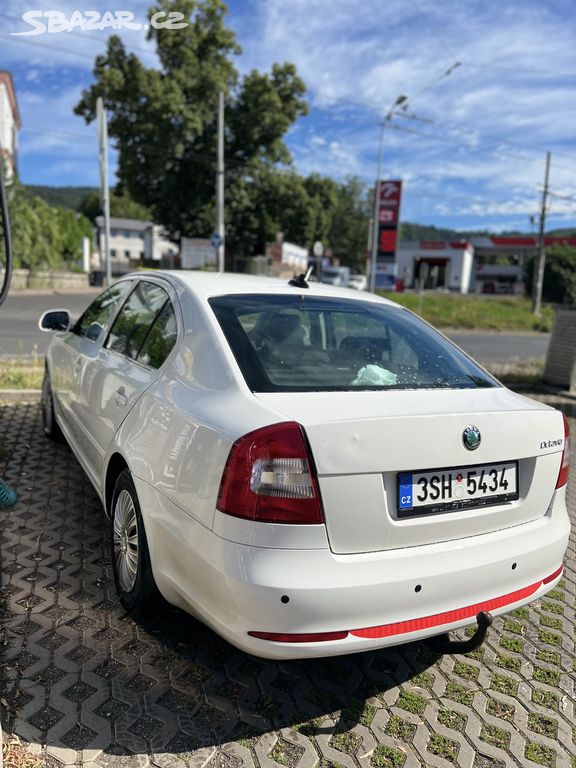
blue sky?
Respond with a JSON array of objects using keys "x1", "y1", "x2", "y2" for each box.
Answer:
[{"x1": 2, "y1": 0, "x2": 576, "y2": 233}]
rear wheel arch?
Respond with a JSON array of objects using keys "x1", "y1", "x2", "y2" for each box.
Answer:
[{"x1": 105, "y1": 453, "x2": 129, "y2": 516}]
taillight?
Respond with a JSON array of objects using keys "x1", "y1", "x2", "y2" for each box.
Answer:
[
  {"x1": 555, "y1": 414, "x2": 570, "y2": 489},
  {"x1": 217, "y1": 421, "x2": 324, "y2": 524}
]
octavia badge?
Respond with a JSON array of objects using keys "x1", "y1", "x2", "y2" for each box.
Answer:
[{"x1": 463, "y1": 425, "x2": 481, "y2": 451}]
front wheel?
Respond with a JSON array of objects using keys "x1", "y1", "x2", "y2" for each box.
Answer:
[
  {"x1": 41, "y1": 368, "x2": 62, "y2": 441},
  {"x1": 111, "y1": 469, "x2": 159, "y2": 615}
]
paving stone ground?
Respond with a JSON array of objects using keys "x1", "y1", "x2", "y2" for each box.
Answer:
[{"x1": 0, "y1": 397, "x2": 574, "y2": 768}]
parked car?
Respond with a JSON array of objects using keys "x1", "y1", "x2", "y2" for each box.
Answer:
[
  {"x1": 39, "y1": 271, "x2": 570, "y2": 659},
  {"x1": 348, "y1": 274, "x2": 368, "y2": 291}
]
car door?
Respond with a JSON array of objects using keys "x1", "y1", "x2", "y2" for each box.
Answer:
[
  {"x1": 50, "y1": 279, "x2": 135, "y2": 454},
  {"x1": 74, "y1": 278, "x2": 179, "y2": 489}
]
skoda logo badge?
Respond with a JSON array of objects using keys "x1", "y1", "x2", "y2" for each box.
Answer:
[{"x1": 463, "y1": 425, "x2": 481, "y2": 451}]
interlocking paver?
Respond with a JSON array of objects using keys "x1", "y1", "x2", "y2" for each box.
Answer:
[{"x1": 1, "y1": 398, "x2": 575, "y2": 768}]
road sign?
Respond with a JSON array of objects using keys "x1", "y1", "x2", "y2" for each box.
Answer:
[
  {"x1": 313, "y1": 240, "x2": 324, "y2": 257},
  {"x1": 211, "y1": 232, "x2": 222, "y2": 249}
]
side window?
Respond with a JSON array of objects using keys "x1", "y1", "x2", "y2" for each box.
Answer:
[
  {"x1": 137, "y1": 301, "x2": 178, "y2": 369},
  {"x1": 105, "y1": 281, "x2": 169, "y2": 360},
  {"x1": 74, "y1": 280, "x2": 134, "y2": 341}
]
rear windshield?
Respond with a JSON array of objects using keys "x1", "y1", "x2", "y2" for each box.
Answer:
[{"x1": 209, "y1": 294, "x2": 498, "y2": 393}]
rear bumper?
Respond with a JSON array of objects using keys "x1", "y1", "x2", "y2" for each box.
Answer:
[{"x1": 142, "y1": 481, "x2": 571, "y2": 660}]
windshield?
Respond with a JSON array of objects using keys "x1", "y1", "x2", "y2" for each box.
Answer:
[{"x1": 209, "y1": 294, "x2": 499, "y2": 393}]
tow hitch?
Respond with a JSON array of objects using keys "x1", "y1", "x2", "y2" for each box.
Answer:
[{"x1": 424, "y1": 611, "x2": 493, "y2": 654}]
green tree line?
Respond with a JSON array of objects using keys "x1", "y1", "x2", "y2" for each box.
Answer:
[{"x1": 0, "y1": 182, "x2": 93, "y2": 271}]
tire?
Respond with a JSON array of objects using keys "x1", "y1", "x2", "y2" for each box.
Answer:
[
  {"x1": 41, "y1": 368, "x2": 63, "y2": 441},
  {"x1": 110, "y1": 469, "x2": 159, "y2": 615}
]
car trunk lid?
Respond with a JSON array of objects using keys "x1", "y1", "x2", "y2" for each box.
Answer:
[{"x1": 255, "y1": 388, "x2": 565, "y2": 554}]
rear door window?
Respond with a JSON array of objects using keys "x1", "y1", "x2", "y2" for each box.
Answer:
[{"x1": 137, "y1": 301, "x2": 178, "y2": 369}]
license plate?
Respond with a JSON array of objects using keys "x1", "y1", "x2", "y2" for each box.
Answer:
[{"x1": 397, "y1": 460, "x2": 519, "y2": 518}]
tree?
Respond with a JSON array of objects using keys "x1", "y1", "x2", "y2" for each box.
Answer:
[
  {"x1": 327, "y1": 177, "x2": 370, "y2": 272},
  {"x1": 75, "y1": 0, "x2": 308, "y2": 255},
  {"x1": 1, "y1": 184, "x2": 93, "y2": 271},
  {"x1": 525, "y1": 246, "x2": 576, "y2": 304},
  {"x1": 78, "y1": 190, "x2": 151, "y2": 223}
]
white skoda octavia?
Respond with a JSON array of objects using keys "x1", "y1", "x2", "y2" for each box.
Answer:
[{"x1": 40, "y1": 271, "x2": 570, "y2": 659}]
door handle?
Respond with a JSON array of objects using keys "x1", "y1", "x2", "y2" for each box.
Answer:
[{"x1": 114, "y1": 389, "x2": 128, "y2": 407}]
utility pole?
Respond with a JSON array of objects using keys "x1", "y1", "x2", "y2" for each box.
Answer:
[
  {"x1": 97, "y1": 97, "x2": 112, "y2": 286},
  {"x1": 216, "y1": 91, "x2": 225, "y2": 273},
  {"x1": 532, "y1": 151, "x2": 551, "y2": 316}
]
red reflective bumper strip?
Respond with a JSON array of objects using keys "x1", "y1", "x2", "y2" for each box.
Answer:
[
  {"x1": 351, "y1": 567, "x2": 563, "y2": 640},
  {"x1": 248, "y1": 566, "x2": 563, "y2": 644},
  {"x1": 542, "y1": 564, "x2": 564, "y2": 584}
]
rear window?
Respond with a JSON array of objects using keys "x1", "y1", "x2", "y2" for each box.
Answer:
[{"x1": 209, "y1": 294, "x2": 498, "y2": 393}]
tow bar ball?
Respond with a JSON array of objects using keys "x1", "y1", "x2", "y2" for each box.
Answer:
[{"x1": 424, "y1": 611, "x2": 493, "y2": 655}]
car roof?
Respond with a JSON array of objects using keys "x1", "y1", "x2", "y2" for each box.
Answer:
[{"x1": 129, "y1": 270, "x2": 401, "y2": 308}]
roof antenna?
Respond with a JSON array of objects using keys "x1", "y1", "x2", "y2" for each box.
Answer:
[{"x1": 288, "y1": 267, "x2": 312, "y2": 289}]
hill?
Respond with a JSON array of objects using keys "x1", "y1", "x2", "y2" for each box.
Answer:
[{"x1": 23, "y1": 184, "x2": 96, "y2": 210}]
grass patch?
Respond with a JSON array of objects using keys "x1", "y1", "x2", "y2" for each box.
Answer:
[
  {"x1": 411, "y1": 671, "x2": 434, "y2": 690},
  {"x1": 500, "y1": 635, "x2": 524, "y2": 653},
  {"x1": 385, "y1": 715, "x2": 416, "y2": 742},
  {"x1": 536, "y1": 649, "x2": 561, "y2": 665},
  {"x1": 546, "y1": 588, "x2": 564, "y2": 601},
  {"x1": 540, "y1": 615, "x2": 563, "y2": 630},
  {"x1": 389, "y1": 294, "x2": 553, "y2": 332},
  {"x1": 428, "y1": 734, "x2": 458, "y2": 763},
  {"x1": 342, "y1": 700, "x2": 377, "y2": 727},
  {"x1": 503, "y1": 619, "x2": 525, "y2": 635},
  {"x1": 371, "y1": 745, "x2": 405, "y2": 768},
  {"x1": 528, "y1": 714, "x2": 559, "y2": 739},
  {"x1": 437, "y1": 708, "x2": 467, "y2": 732},
  {"x1": 524, "y1": 741, "x2": 557, "y2": 767},
  {"x1": 480, "y1": 724, "x2": 511, "y2": 750},
  {"x1": 329, "y1": 732, "x2": 361, "y2": 755},
  {"x1": 396, "y1": 690, "x2": 427, "y2": 715},
  {"x1": 453, "y1": 661, "x2": 479, "y2": 681},
  {"x1": 541, "y1": 600, "x2": 563, "y2": 616},
  {"x1": 0, "y1": 358, "x2": 44, "y2": 389},
  {"x1": 533, "y1": 689, "x2": 559, "y2": 710},
  {"x1": 269, "y1": 738, "x2": 304, "y2": 767},
  {"x1": 538, "y1": 629, "x2": 562, "y2": 647},
  {"x1": 486, "y1": 698, "x2": 515, "y2": 719},
  {"x1": 490, "y1": 673, "x2": 518, "y2": 697},
  {"x1": 444, "y1": 681, "x2": 474, "y2": 706},
  {"x1": 510, "y1": 607, "x2": 530, "y2": 620},
  {"x1": 496, "y1": 654, "x2": 522, "y2": 673},
  {"x1": 533, "y1": 667, "x2": 561, "y2": 686}
]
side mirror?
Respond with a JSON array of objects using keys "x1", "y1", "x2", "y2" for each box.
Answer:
[{"x1": 39, "y1": 309, "x2": 71, "y2": 332}]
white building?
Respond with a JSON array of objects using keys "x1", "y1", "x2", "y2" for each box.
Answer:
[
  {"x1": 396, "y1": 241, "x2": 475, "y2": 294},
  {"x1": 0, "y1": 71, "x2": 21, "y2": 180},
  {"x1": 95, "y1": 216, "x2": 178, "y2": 274}
]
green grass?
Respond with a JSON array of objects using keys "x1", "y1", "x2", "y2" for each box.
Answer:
[
  {"x1": 0, "y1": 358, "x2": 44, "y2": 389},
  {"x1": 387, "y1": 293, "x2": 553, "y2": 332}
]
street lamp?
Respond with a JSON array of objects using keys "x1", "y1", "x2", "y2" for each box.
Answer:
[{"x1": 369, "y1": 94, "x2": 408, "y2": 294}]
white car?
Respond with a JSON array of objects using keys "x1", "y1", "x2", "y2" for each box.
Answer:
[{"x1": 39, "y1": 271, "x2": 570, "y2": 659}]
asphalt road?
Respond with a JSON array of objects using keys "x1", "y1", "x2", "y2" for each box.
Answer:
[{"x1": 0, "y1": 290, "x2": 551, "y2": 363}]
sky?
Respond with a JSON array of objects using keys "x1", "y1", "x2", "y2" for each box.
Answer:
[{"x1": 1, "y1": 0, "x2": 576, "y2": 234}]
